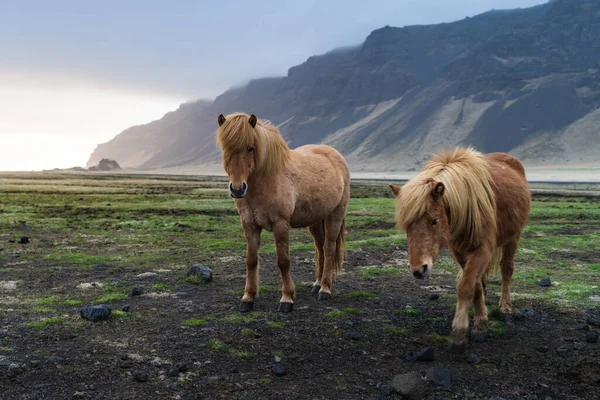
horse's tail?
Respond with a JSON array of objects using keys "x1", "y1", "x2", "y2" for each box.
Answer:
[{"x1": 333, "y1": 218, "x2": 346, "y2": 277}]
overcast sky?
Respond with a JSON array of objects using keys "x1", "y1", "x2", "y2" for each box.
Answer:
[{"x1": 0, "y1": 0, "x2": 545, "y2": 170}]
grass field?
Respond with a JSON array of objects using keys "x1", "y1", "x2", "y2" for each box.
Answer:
[{"x1": 0, "y1": 173, "x2": 598, "y2": 399}]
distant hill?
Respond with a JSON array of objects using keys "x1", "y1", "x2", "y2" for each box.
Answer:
[{"x1": 88, "y1": 0, "x2": 600, "y2": 173}]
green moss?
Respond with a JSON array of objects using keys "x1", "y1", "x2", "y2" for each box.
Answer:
[
  {"x1": 230, "y1": 349, "x2": 254, "y2": 359},
  {"x1": 241, "y1": 328, "x2": 256, "y2": 337},
  {"x1": 325, "y1": 308, "x2": 362, "y2": 318},
  {"x1": 426, "y1": 334, "x2": 451, "y2": 344},
  {"x1": 112, "y1": 310, "x2": 130, "y2": 319},
  {"x1": 36, "y1": 297, "x2": 57, "y2": 306},
  {"x1": 224, "y1": 314, "x2": 256, "y2": 324},
  {"x1": 348, "y1": 291, "x2": 377, "y2": 299},
  {"x1": 94, "y1": 293, "x2": 128, "y2": 304},
  {"x1": 385, "y1": 326, "x2": 410, "y2": 336},
  {"x1": 151, "y1": 283, "x2": 174, "y2": 291},
  {"x1": 259, "y1": 378, "x2": 272, "y2": 384},
  {"x1": 27, "y1": 317, "x2": 64, "y2": 329},
  {"x1": 63, "y1": 299, "x2": 83, "y2": 306},
  {"x1": 267, "y1": 321, "x2": 285, "y2": 328},
  {"x1": 206, "y1": 339, "x2": 229, "y2": 352},
  {"x1": 395, "y1": 308, "x2": 422, "y2": 317},
  {"x1": 182, "y1": 318, "x2": 206, "y2": 327}
]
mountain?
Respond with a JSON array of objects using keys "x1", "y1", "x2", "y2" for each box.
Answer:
[{"x1": 88, "y1": 0, "x2": 600, "y2": 173}]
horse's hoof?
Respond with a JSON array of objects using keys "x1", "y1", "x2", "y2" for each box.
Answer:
[
  {"x1": 277, "y1": 303, "x2": 293, "y2": 313},
  {"x1": 447, "y1": 343, "x2": 467, "y2": 354},
  {"x1": 311, "y1": 285, "x2": 321, "y2": 294},
  {"x1": 318, "y1": 292, "x2": 331, "y2": 301},
  {"x1": 239, "y1": 301, "x2": 254, "y2": 313}
]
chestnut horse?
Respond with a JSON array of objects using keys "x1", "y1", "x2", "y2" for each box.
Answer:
[
  {"x1": 216, "y1": 112, "x2": 350, "y2": 313},
  {"x1": 389, "y1": 147, "x2": 530, "y2": 352}
]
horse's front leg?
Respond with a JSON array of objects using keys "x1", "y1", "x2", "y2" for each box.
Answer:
[
  {"x1": 273, "y1": 222, "x2": 295, "y2": 313},
  {"x1": 239, "y1": 224, "x2": 261, "y2": 313},
  {"x1": 449, "y1": 248, "x2": 491, "y2": 353}
]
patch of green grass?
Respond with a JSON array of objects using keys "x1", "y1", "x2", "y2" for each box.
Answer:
[
  {"x1": 185, "y1": 275, "x2": 207, "y2": 285},
  {"x1": 182, "y1": 318, "x2": 206, "y2": 327},
  {"x1": 94, "y1": 293, "x2": 128, "y2": 304},
  {"x1": 112, "y1": 310, "x2": 130, "y2": 319},
  {"x1": 63, "y1": 299, "x2": 83, "y2": 306},
  {"x1": 206, "y1": 339, "x2": 229, "y2": 353},
  {"x1": 259, "y1": 378, "x2": 272, "y2": 384},
  {"x1": 0, "y1": 346, "x2": 13, "y2": 352},
  {"x1": 395, "y1": 308, "x2": 422, "y2": 317},
  {"x1": 27, "y1": 317, "x2": 64, "y2": 329},
  {"x1": 230, "y1": 349, "x2": 254, "y2": 360},
  {"x1": 348, "y1": 291, "x2": 377, "y2": 299},
  {"x1": 35, "y1": 297, "x2": 57, "y2": 306},
  {"x1": 267, "y1": 321, "x2": 285, "y2": 328},
  {"x1": 44, "y1": 253, "x2": 116, "y2": 265},
  {"x1": 151, "y1": 283, "x2": 174, "y2": 291},
  {"x1": 224, "y1": 313, "x2": 256, "y2": 324},
  {"x1": 489, "y1": 321, "x2": 507, "y2": 336},
  {"x1": 241, "y1": 328, "x2": 256, "y2": 337},
  {"x1": 425, "y1": 317, "x2": 446, "y2": 322},
  {"x1": 272, "y1": 350, "x2": 285, "y2": 358},
  {"x1": 426, "y1": 334, "x2": 451, "y2": 344},
  {"x1": 587, "y1": 264, "x2": 600, "y2": 273},
  {"x1": 325, "y1": 308, "x2": 362, "y2": 318},
  {"x1": 360, "y1": 267, "x2": 401, "y2": 278},
  {"x1": 31, "y1": 307, "x2": 56, "y2": 314},
  {"x1": 384, "y1": 326, "x2": 410, "y2": 336}
]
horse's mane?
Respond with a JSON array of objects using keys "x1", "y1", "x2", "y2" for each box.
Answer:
[
  {"x1": 216, "y1": 112, "x2": 290, "y2": 176},
  {"x1": 395, "y1": 147, "x2": 497, "y2": 247}
]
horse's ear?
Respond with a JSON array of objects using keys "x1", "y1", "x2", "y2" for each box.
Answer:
[
  {"x1": 389, "y1": 184, "x2": 401, "y2": 197},
  {"x1": 431, "y1": 182, "x2": 445, "y2": 202},
  {"x1": 248, "y1": 114, "x2": 257, "y2": 128},
  {"x1": 217, "y1": 114, "x2": 226, "y2": 127}
]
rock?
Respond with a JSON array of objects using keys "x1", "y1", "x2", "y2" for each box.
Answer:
[
  {"x1": 524, "y1": 310, "x2": 536, "y2": 318},
  {"x1": 122, "y1": 305, "x2": 130, "y2": 312},
  {"x1": 585, "y1": 331, "x2": 599, "y2": 343},
  {"x1": 130, "y1": 287, "x2": 144, "y2": 297},
  {"x1": 539, "y1": 278, "x2": 551, "y2": 287},
  {"x1": 45, "y1": 356, "x2": 67, "y2": 365},
  {"x1": 535, "y1": 346, "x2": 549, "y2": 353},
  {"x1": 167, "y1": 363, "x2": 189, "y2": 377},
  {"x1": 0, "y1": 329, "x2": 6, "y2": 337},
  {"x1": 467, "y1": 353, "x2": 480, "y2": 363},
  {"x1": 573, "y1": 342, "x2": 586, "y2": 350},
  {"x1": 182, "y1": 307, "x2": 194, "y2": 313},
  {"x1": 272, "y1": 362, "x2": 286, "y2": 377},
  {"x1": 346, "y1": 331, "x2": 366, "y2": 341},
  {"x1": 471, "y1": 334, "x2": 487, "y2": 343},
  {"x1": 18, "y1": 236, "x2": 29, "y2": 244},
  {"x1": 80, "y1": 304, "x2": 111, "y2": 322},
  {"x1": 426, "y1": 366, "x2": 452, "y2": 387},
  {"x1": 556, "y1": 346, "x2": 570, "y2": 356},
  {"x1": 391, "y1": 371, "x2": 426, "y2": 400},
  {"x1": 133, "y1": 371, "x2": 149, "y2": 382},
  {"x1": 575, "y1": 323, "x2": 590, "y2": 331},
  {"x1": 407, "y1": 347, "x2": 435, "y2": 362},
  {"x1": 175, "y1": 292, "x2": 189, "y2": 297},
  {"x1": 429, "y1": 293, "x2": 440, "y2": 300},
  {"x1": 186, "y1": 264, "x2": 213, "y2": 282},
  {"x1": 376, "y1": 382, "x2": 395, "y2": 397},
  {"x1": 11, "y1": 252, "x2": 20, "y2": 258}
]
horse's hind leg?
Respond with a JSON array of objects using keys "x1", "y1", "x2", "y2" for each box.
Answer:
[
  {"x1": 499, "y1": 237, "x2": 518, "y2": 315},
  {"x1": 240, "y1": 224, "x2": 261, "y2": 313},
  {"x1": 472, "y1": 279, "x2": 488, "y2": 334},
  {"x1": 318, "y1": 208, "x2": 345, "y2": 301},
  {"x1": 308, "y1": 221, "x2": 325, "y2": 294},
  {"x1": 273, "y1": 222, "x2": 295, "y2": 313}
]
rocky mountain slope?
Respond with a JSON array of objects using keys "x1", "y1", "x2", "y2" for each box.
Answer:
[{"x1": 88, "y1": 0, "x2": 600, "y2": 173}]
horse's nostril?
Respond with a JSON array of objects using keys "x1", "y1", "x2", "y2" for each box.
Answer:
[
  {"x1": 422, "y1": 264, "x2": 429, "y2": 274},
  {"x1": 413, "y1": 271, "x2": 423, "y2": 279},
  {"x1": 242, "y1": 182, "x2": 247, "y2": 191},
  {"x1": 229, "y1": 182, "x2": 234, "y2": 192}
]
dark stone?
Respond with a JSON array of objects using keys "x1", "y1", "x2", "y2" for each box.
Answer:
[
  {"x1": 573, "y1": 342, "x2": 585, "y2": 350},
  {"x1": 407, "y1": 347, "x2": 435, "y2": 362},
  {"x1": 429, "y1": 293, "x2": 440, "y2": 300},
  {"x1": 539, "y1": 278, "x2": 551, "y2": 287},
  {"x1": 0, "y1": 329, "x2": 6, "y2": 338},
  {"x1": 45, "y1": 356, "x2": 67, "y2": 365},
  {"x1": 11, "y1": 252, "x2": 20, "y2": 258},
  {"x1": 575, "y1": 323, "x2": 589, "y2": 331},
  {"x1": 346, "y1": 331, "x2": 366, "y2": 341},
  {"x1": 391, "y1": 371, "x2": 426, "y2": 400},
  {"x1": 277, "y1": 302, "x2": 294, "y2": 313},
  {"x1": 167, "y1": 363, "x2": 189, "y2": 377},
  {"x1": 426, "y1": 366, "x2": 452, "y2": 387},
  {"x1": 585, "y1": 331, "x2": 599, "y2": 343},
  {"x1": 311, "y1": 285, "x2": 321, "y2": 294},
  {"x1": 524, "y1": 310, "x2": 536, "y2": 318},
  {"x1": 556, "y1": 346, "x2": 570, "y2": 356},
  {"x1": 133, "y1": 371, "x2": 149, "y2": 382},
  {"x1": 535, "y1": 346, "x2": 549, "y2": 353},
  {"x1": 80, "y1": 304, "x2": 111, "y2": 322},
  {"x1": 272, "y1": 362, "x2": 286, "y2": 377},
  {"x1": 471, "y1": 334, "x2": 487, "y2": 343},
  {"x1": 130, "y1": 287, "x2": 144, "y2": 297},
  {"x1": 318, "y1": 291, "x2": 331, "y2": 301},
  {"x1": 18, "y1": 237, "x2": 29, "y2": 244},
  {"x1": 376, "y1": 382, "x2": 395, "y2": 397},
  {"x1": 122, "y1": 305, "x2": 130, "y2": 313},
  {"x1": 182, "y1": 307, "x2": 194, "y2": 313},
  {"x1": 467, "y1": 353, "x2": 480, "y2": 363},
  {"x1": 239, "y1": 302, "x2": 254, "y2": 313},
  {"x1": 186, "y1": 264, "x2": 213, "y2": 282},
  {"x1": 175, "y1": 292, "x2": 189, "y2": 297}
]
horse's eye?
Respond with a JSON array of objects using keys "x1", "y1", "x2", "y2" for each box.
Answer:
[
  {"x1": 248, "y1": 146, "x2": 254, "y2": 152},
  {"x1": 432, "y1": 218, "x2": 439, "y2": 226}
]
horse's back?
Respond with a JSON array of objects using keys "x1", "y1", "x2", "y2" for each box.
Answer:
[
  {"x1": 293, "y1": 144, "x2": 350, "y2": 179},
  {"x1": 485, "y1": 152, "x2": 526, "y2": 179}
]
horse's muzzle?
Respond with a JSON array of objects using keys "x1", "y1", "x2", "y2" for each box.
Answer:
[{"x1": 229, "y1": 181, "x2": 248, "y2": 198}]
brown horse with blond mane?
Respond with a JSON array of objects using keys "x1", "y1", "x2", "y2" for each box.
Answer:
[
  {"x1": 216, "y1": 112, "x2": 350, "y2": 313},
  {"x1": 390, "y1": 147, "x2": 530, "y2": 352}
]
